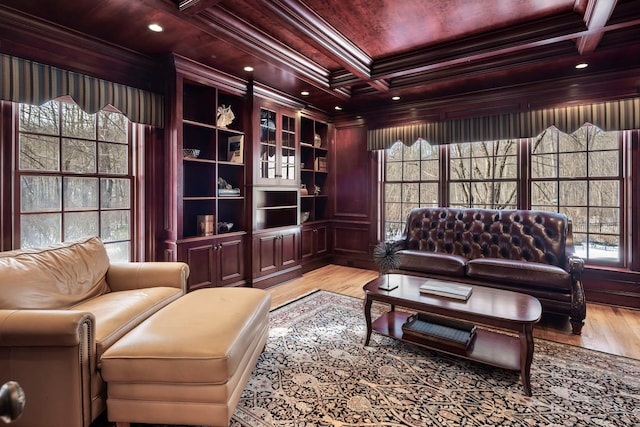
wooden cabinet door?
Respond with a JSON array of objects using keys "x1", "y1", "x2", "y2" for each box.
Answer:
[
  {"x1": 217, "y1": 235, "x2": 245, "y2": 287},
  {"x1": 279, "y1": 228, "x2": 300, "y2": 269},
  {"x1": 254, "y1": 231, "x2": 279, "y2": 277},
  {"x1": 178, "y1": 234, "x2": 246, "y2": 291},
  {"x1": 257, "y1": 106, "x2": 298, "y2": 186},
  {"x1": 300, "y1": 225, "x2": 315, "y2": 261},
  {"x1": 179, "y1": 241, "x2": 215, "y2": 291},
  {"x1": 315, "y1": 224, "x2": 328, "y2": 256}
]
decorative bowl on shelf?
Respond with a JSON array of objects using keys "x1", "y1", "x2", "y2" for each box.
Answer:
[
  {"x1": 300, "y1": 211, "x2": 310, "y2": 223},
  {"x1": 182, "y1": 148, "x2": 201, "y2": 159},
  {"x1": 217, "y1": 222, "x2": 234, "y2": 233}
]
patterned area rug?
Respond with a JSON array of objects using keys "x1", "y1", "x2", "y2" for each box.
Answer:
[{"x1": 229, "y1": 290, "x2": 640, "y2": 427}]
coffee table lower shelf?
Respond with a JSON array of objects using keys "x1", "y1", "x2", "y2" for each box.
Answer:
[{"x1": 372, "y1": 311, "x2": 521, "y2": 372}]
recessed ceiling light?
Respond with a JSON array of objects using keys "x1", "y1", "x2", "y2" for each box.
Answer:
[
  {"x1": 334, "y1": 106, "x2": 342, "y2": 111},
  {"x1": 148, "y1": 23, "x2": 163, "y2": 32},
  {"x1": 243, "y1": 66, "x2": 254, "y2": 72},
  {"x1": 392, "y1": 96, "x2": 400, "y2": 101},
  {"x1": 301, "y1": 91, "x2": 310, "y2": 96},
  {"x1": 575, "y1": 63, "x2": 588, "y2": 69}
]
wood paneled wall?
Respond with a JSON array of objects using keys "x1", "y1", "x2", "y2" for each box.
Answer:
[{"x1": 331, "y1": 124, "x2": 377, "y2": 270}]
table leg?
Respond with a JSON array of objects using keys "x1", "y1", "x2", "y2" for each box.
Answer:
[
  {"x1": 519, "y1": 325, "x2": 535, "y2": 396},
  {"x1": 364, "y1": 296, "x2": 373, "y2": 346}
]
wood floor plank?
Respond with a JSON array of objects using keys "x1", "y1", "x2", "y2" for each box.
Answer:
[{"x1": 266, "y1": 265, "x2": 640, "y2": 360}]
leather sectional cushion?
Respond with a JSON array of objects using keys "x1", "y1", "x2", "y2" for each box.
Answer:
[
  {"x1": 398, "y1": 250, "x2": 467, "y2": 277},
  {"x1": 0, "y1": 236, "x2": 110, "y2": 309},
  {"x1": 70, "y1": 287, "x2": 184, "y2": 361},
  {"x1": 466, "y1": 258, "x2": 571, "y2": 291},
  {"x1": 101, "y1": 287, "x2": 271, "y2": 385}
]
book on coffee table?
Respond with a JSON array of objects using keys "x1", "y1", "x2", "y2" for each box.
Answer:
[
  {"x1": 402, "y1": 312, "x2": 476, "y2": 349},
  {"x1": 419, "y1": 279, "x2": 473, "y2": 301}
]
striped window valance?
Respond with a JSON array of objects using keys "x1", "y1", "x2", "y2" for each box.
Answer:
[
  {"x1": 0, "y1": 54, "x2": 164, "y2": 128},
  {"x1": 367, "y1": 97, "x2": 640, "y2": 150}
]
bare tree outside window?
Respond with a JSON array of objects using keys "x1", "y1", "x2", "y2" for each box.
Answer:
[
  {"x1": 531, "y1": 124, "x2": 622, "y2": 264},
  {"x1": 384, "y1": 139, "x2": 438, "y2": 240},
  {"x1": 18, "y1": 101, "x2": 132, "y2": 261},
  {"x1": 449, "y1": 139, "x2": 518, "y2": 209}
]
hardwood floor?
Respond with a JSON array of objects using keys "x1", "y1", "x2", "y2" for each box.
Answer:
[{"x1": 266, "y1": 264, "x2": 640, "y2": 360}]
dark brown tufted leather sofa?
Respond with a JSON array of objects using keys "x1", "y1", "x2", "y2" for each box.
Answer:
[{"x1": 392, "y1": 207, "x2": 586, "y2": 334}]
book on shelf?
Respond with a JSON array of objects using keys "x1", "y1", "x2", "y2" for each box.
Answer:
[
  {"x1": 227, "y1": 135, "x2": 244, "y2": 163},
  {"x1": 314, "y1": 156, "x2": 327, "y2": 171},
  {"x1": 402, "y1": 312, "x2": 476, "y2": 349},
  {"x1": 419, "y1": 279, "x2": 473, "y2": 300}
]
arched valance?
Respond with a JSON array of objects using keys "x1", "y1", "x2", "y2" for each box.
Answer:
[
  {"x1": 367, "y1": 97, "x2": 640, "y2": 150},
  {"x1": 0, "y1": 54, "x2": 164, "y2": 128}
]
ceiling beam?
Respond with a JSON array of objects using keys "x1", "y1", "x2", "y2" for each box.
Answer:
[
  {"x1": 575, "y1": 0, "x2": 617, "y2": 54},
  {"x1": 388, "y1": 43, "x2": 579, "y2": 92},
  {"x1": 374, "y1": 12, "x2": 588, "y2": 80},
  {"x1": 177, "y1": 0, "x2": 223, "y2": 15},
  {"x1": 194, "y1": 7, "x2": 351, "y2": 101},
  {"x1": 259, "y1": 0, "x2": 371, "y2": 79},
  {"x1": 258, "y1": 0, "x2": 395, "y2": 94},
  {"x1": 329, "y1": 12, "x2": 588, "y2": 87}
]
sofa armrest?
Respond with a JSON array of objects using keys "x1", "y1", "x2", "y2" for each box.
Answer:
[
  {"x1": 106, "y1": 262, "x2": 189, "y2": 293},
  {"x1": 0, "y1": 310, "x2": 96, "y2": 427},
  {"x1": 0, "y1": 310, "x2": 94, "y2": 347},
  {"x1": 567, "y1": 254, "x2": 585, "y2": 279}
]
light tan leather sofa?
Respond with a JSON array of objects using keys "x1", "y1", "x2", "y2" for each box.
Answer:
[{"x1": 0, "y1": 236, "x2": 189, "y2": 427}]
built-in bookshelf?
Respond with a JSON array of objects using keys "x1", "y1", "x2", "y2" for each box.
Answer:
[
  {"x1": 180, "y1": 84, "x2": 246, "y2": 239},
  {"x1": 165, "y1": 54, "x2": 249, "y2": 290},
  {"x1": 300, "y1": 116, "x2": 329, "y2": 224}
]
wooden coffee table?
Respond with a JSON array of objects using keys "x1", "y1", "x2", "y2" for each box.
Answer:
[{"x1": 363, "y1": 274, "x2": 542, "y2": 396}]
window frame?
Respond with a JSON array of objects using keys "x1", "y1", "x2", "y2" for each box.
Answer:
[{"x1": 15, "y1": 99, "x2": 136, "y2": 261}]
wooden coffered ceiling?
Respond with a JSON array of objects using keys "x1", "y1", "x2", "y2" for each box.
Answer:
[{"x1": 0, "y1": 0, "x2": 639, "y2": 123}]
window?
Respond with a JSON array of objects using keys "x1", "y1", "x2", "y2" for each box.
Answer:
[
  {"x1": 18, "y1": 100, "x2": 133, "y2": 261},
  {"x1": 449, "y1": 140, "x2": 518, "y2": 209},
  {"x1": 381, "y1": 124, "x2": 625, "y2": 266},
  {"x1": 530, "y1": 125, "x2": 622, "y2": 264},
  {"x1": 383, "y1": 139, "x2": 439, "y2": 240}
]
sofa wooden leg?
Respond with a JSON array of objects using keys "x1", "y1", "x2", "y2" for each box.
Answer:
[
  {"x1": 115, "y1": 422, "x2": 131, "y2": 427},
  {"x1": 570, "y1": 319, "x2": 584, "y2": 335}
]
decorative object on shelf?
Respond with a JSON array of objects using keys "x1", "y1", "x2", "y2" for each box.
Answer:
[
  {"x1": 218, "y1": 177, "x2": 232, "y2": 189},
  {"x1": 217, "y1": 176, "x2": 240, "y2": 196},
  {"x1": 216, "y1": 104, "x2": 235, "y2": 128},
  {"x1": 217, "y1": 222, "x2": 234, "y2": 233},
  {"x1": 182, "y1": 148, "x2": 200, "y2": 159},
  {"x1": 197, "y1": 215, "x2": 215, "y2": 236},
  {"x1": 313, "y1": 133, "x2": 322, "y2": 147},
  {"x1": 313, "y1": 185, "x2": 321, "y2": 196},
  {"x1": 300, "y1": 184, "x2": 308, "y2": 195},
  {"x1": 314, "y1": 156, "x2": 327, "y2": 171},
  {"x1": 373, "y1": 241, "x2": 402, "y2": 290},
  {"x1": 227, "y1": 135, "x2": 244, "y2": 163},
  {"x1": 300, "y1": 211, "x2": 310, "y2": 223}
]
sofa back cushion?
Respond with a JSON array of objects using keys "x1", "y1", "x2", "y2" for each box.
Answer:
[
  {"x1": 0, "y1": 236, "x2": 110, "y2": 309},
  {"x1": 402, "y1": 208, "x2": 569, "y2": 268}
]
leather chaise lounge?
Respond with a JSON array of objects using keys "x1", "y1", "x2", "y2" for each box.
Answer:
[
  {"x1": 0, "y1": 236, "x2": 271, "y2": 427},
  {"x1": 0, "y1": 236, "x2": 189, "y2": 427},
  {"x1": 391, "y1": 207, "x2": 586, "y2": 334}
]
